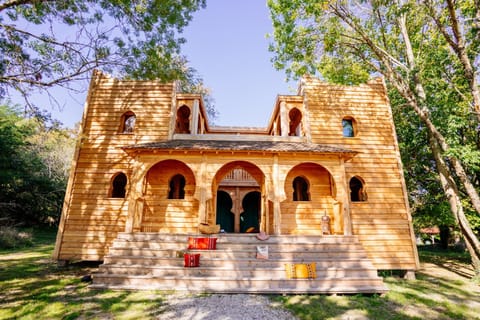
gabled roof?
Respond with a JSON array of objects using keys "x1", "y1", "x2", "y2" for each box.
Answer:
[{"x1": 122, "y1": 139, "x2": 357, "y2": 157}]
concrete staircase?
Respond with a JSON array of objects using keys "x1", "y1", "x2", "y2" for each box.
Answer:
[{"x1": 91, "y1": 233, "x2": 388, "y2": 294}]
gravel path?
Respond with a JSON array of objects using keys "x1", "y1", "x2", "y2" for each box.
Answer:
[{"x1": 159, "y1": 293, "x2": 298, "y2": 319}]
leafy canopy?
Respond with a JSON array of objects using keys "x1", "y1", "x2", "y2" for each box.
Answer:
[{"x1": 0, "y1": 0, "x2": 206, "y2": 107}]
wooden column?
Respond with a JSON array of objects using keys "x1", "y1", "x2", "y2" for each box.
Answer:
[
  {"x1": 198, "y1": 153, "x2": 208, "y2": 224},
  {"x1": 191, "y1": 99, "x2": 199, "y2": 134},
  {"x1": 340, "y1": 157, "x2": 352, "y2": 235},
  {"x1": 125, "y1": 156, "x2": 144, "y2": 233},
  {"x1": 280, "y1": 101, "x2": 289, "y2": 137},
  {"x1": 272, "y1": 154, "x2": 282, "y2": 234}
]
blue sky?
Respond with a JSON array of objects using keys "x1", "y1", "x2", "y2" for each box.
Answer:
[
  {"x1": 45, "y1": 1, "x2": 295, "y2": 128},
  {"x1": 182, "y1": 0, "x2": 295, "y2": 127}
]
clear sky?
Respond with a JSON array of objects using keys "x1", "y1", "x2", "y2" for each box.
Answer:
[
  {"x1": 182, "y1": 0, "x2": 295, "y2": 127},
  {"x1": 47, "y1": 1, "x2": 295, "y2": 128}
]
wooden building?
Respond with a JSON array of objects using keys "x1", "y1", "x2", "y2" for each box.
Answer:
[{"x1": 53, "y1": 70, "x2": 419, "y2": 293}]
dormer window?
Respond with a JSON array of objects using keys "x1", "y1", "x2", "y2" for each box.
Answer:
[
  {"x1": 175, "y1": 105, "x2": 191, "y2": 134},
  {"x1": 288, "y1": 108, "x2": 302, "y2": 136},
  {"x1": 120, "y1": 111, "x2": 136, "y2": 133}
]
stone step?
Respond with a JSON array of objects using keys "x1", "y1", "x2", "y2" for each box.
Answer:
[
  {"x1": 94, "y1": 232, "x2": 388, "y2": 294},
  {"x1": 106, "y1": 248, "x2": 369, "y2": 260},
  {"x1": 115, "y1": 232, "x2": 357, "y2": 244},
  {"x1": 91, "y1": 274, "x2": 387, "y2": 294},
  {"x1": 103, "y1": 256, "x2": 375, "y2": 270},
  {"x1": 110, "y1": 239, "x2": 365, "y2": 251},
  {"x1": 97, "y1": 264, "x2": 380, "y2": 278},
  {"x1": 90, "y1": 283, "x2": 387, "y2": 294}
]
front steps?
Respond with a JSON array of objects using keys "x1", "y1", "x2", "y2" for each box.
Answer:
[{"x1": 91, "y1": 233, "x2": 388, "y2": 294}]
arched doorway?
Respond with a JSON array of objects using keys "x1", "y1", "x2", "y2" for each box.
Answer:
[
  {"x1": 216, "y1": 190, "x2": 234, "y2": 232},
  {"x1": 240, "y1": 191, "x2": 261, "y2": 233},
  {"x1": 213, "y1": 161, "x2": 265, "y2": 233}
]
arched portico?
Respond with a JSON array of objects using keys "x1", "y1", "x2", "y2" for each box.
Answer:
[
  {"x1": 134, "y1": 159, "x2": 198, "y2": 233},
  {"x1": 212, "y1": 161, "x2": 268, "y2": 233},
  {"x1": 281, "y1": 162, "x2": 343, "y2": 235}
]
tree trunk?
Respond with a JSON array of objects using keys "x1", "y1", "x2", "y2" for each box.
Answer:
[
  {"x1": 428, "y1": 131, "x2": 480, "y2": 273},
  {"x1": 444, "y1": 0, "x2": 480, "y2": 123},
  {"x1": 330, "y1": 1, "x2": 480, "y2": 272},
  {"x1": 439, "y1": 225, "x2": 450, "y2": 250}
]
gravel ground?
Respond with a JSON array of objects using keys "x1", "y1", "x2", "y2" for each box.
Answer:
[{"x1": 159, "y1": 293, "x2": 298, "y2": 319}]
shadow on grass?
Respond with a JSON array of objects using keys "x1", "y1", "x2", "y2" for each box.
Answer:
[
  {"x1": 418, "y1": 246, "x2": 475, "y2": 279},
  {"x1": 0, "y1": 230, "x2": 169, "y2": 320}
]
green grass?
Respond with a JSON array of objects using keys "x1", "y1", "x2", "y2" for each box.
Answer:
[
  {"x1": 275, "y1": 247, "x2": 480, "y2": 320},
  {"x1": 1, "y1": 229, "x2": 479, "y2": 320},
  {"x1": 0, "y1": 228, "x2": 168, "y2": 320}
]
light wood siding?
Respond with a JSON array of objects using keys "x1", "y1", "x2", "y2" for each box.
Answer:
[
  {"x1": 303, "y1": 78, "x2": 418, "y2": 270},
  {"x1": 55, "y1": 72, "x2": 175, "y2": 261}
]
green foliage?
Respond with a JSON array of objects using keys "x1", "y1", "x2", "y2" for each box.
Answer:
[
  {"x1": 0, "y1": 104, "x2": 75, "y2": 226},
  {"x1": 268, "y1": 0, "x2": 480, "y2": 236},
  {"x1": 0, "y1": 0, "x2": 207, "y2": 107}
]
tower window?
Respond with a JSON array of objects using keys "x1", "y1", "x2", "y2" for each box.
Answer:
[
  {"x1": 111, "y1": 173, "x2": 127, "y2": 198},
  {"x1": 120, "y1": 111, "x2": 136, "y2": 133},
  {"x1": 350, "y1": 176, "x2": 367, "y2": 202},
  {"x1": 342, "y1": 117, "x2": 356, "y2": 137}
]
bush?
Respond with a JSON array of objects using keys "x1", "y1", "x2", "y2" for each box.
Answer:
[{"x1": 0, "y1": 227, "x2": 33, "y2": 249}]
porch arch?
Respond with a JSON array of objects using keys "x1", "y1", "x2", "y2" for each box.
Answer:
[
  {"x1": 212, "y1": 161, "x2": 266, "y2": 233},
  {"x1": 282, "y1": 162, "x2": 342, "y2": 235},
  {"x1": 141, "y1": 159, "x2": 198, "y2": 233}
]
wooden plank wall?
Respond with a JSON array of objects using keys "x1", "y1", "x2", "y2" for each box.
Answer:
[
  {"x1": 302, "y1": 77, "x2": 418, "y2": 270},
  {"x1": 55, "y1": 72, "x2": 175, "y2": 261}
]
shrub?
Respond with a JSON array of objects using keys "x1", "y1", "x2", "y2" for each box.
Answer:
[{"x1": 0, "y1": 227, "x2": 33, "y2": 249}]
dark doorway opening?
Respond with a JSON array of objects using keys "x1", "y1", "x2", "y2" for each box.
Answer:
[
  {"x1": 240, "y1": 191, "x2": 261, "y2": 233},
  {"x1": 216, "y1": 190, "x2": 234, "y2": 232}
]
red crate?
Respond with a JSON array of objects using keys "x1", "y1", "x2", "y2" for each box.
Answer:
[
  {"x1": 184, "y1": 253, "x2": 200, "y2": 267},
  {"x1": 187, "y1": 237, "x2": 217, "y2": 250}
]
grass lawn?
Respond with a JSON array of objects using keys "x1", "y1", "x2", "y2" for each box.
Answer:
[{"x1": 1, "y1": 229, "x2": 479, "y2": 320}]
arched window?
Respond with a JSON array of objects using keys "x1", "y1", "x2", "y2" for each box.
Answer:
[
  {"x1": 293, "y1": 176, "x2": 310, "y2": 201},
  {"x1": 342, "y1": 117, "x2": 356, "y2": 137},
  {"x1": 111, "y1": 173, "x2": 127, "y2": 198},
  {"x1": 288, "y1": 108, "x2": 302, "y2": 136},
  {"x1": 175, "y1": 105, "x2": 191, "y2": 134},
  {"x1": 120, "y1": 111, "x2": 136, "y2": 133},
  {"x1": 350, "y1": 176, "x2": 367, "y2": 202},
  {"x1": 168, "y1": 174, "x2": 186, "y2": 199}
]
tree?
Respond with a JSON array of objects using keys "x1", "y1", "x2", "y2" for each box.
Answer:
[
  {"x1": 268, "y1": 0, "x2": 480, "y2": 272},
  {"x1": 423, "y1": 0, "x2": 480, "y2": 123},
  {"x1": 0, "y1": 0, "x2": 206, "y2": 109},
  {"x1": 0, "y1": 103, "x2": 75, "y2": 226}
]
